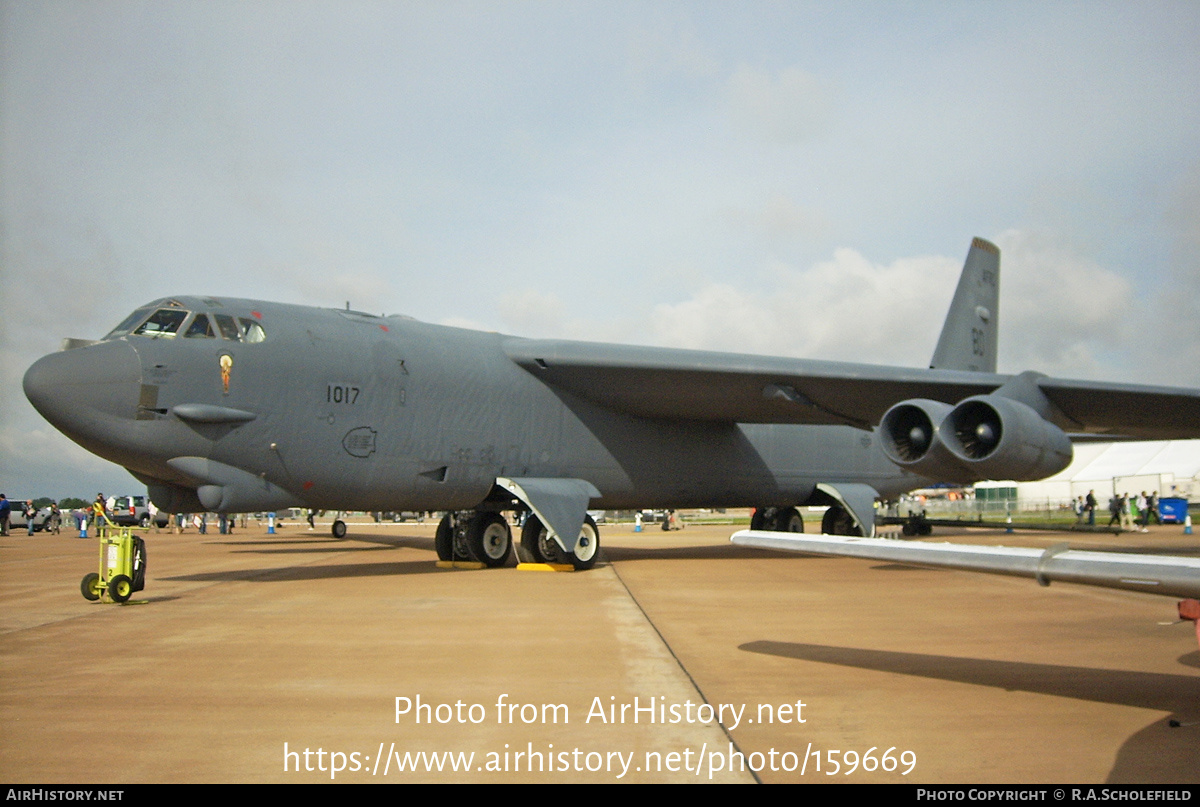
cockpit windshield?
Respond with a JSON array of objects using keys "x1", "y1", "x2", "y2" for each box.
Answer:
[
  {"x1": 103, "y1": 307, "x2": 155, "y2": 340},
  {"x1": 105, "y1": 303, "x2": 267, "y2": 343},
  {"x1": 133, "y1": 309, "x2": 189, "y2": 337}
]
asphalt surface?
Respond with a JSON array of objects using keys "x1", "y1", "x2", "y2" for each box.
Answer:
[{"x1": 2, "y1": 516, "x2": 1198, "y2": 783}]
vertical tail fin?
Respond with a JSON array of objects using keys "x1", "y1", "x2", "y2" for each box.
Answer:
[{"x1": 929, "y1": 237, "x2": 999, "y2": 373}]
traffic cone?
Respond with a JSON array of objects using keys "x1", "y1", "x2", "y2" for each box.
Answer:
[{"x1": 1185, "y1": 515, "x2": 1193, "y2": 536}]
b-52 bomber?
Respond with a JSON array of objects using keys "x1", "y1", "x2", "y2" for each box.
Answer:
[{"x1": 23, "y1": 238, "x2": 1200, "y2": 570}]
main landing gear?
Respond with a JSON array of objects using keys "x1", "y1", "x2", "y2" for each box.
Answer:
[
  {"x1": 751, "y1": 504, "x2": 865, "y2": 536},
  {"x1": 434, "y1": 511, "x2": 513, "y2": 568},
  {"x1": 517, "y1": 514, "x2": 599, "y2": 571},
  {"x1": 434, "y1": 509, "x2": 601, "y2": 570},
  {"x1": 821, "y1": 504, "x2": 864, "y2": 536},
  {"x1": 751, "y1": 506, "x2": 804, "y2": 533}
]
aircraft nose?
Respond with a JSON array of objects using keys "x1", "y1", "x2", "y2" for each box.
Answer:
[{"x1": 23, "y1": 340, "x2": 142, "y2": 441}]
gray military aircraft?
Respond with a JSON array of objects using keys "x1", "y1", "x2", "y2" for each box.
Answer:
[{"x1": 22, "y1": 238, "x2": 1200, "y2": 570}]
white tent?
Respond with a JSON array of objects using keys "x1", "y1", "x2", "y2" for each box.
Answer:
[{"x1": 1014, "y1": 440, "x2": 1200, "y2": 504}]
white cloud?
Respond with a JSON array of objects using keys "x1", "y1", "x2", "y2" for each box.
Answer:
[
  {"x1": 995, "y1": 229, "x2": 1136, "y2": 379},
  {"x1": 650, "y1": 248, "x2": 959, "y2": 366},
  {"x1": 726, "y1": 64, "x2": 832, "y2": 143}
]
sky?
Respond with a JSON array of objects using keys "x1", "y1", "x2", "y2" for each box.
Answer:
[{"x1": 2, "y1": 1, "x2": 1199, "y2": 500}]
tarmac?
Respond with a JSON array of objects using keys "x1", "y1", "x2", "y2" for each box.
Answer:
[{"x1": 1, "y1": 516, "x2": 1198, "y2": 784}]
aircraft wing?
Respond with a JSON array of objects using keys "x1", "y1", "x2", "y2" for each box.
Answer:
[
  {"x1": 730, "y1": 530, "x2": 1200, "y2": 599},
  {"x1": 504, "y1": 338, "x2": 1200, "y2": 438}
]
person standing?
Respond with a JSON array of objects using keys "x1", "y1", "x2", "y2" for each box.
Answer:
[
  {"x1": 92, "y1": 494, "x2": 109, "y2": 537},
  {"x1": 24, "y1": 500, "x2": 35, "y2": 536},
  {"x1": 1107, "y1": 494, "x2": 1123, "y2": 528},
  {"x1": 0, "y1": 494, "x2": 10, "y2": 536},
  {"x1": 1136, "y1": 492, "x2": 1150, "y2": 533},
  {"x1": 1085, "y1": 490, "x2": 1097, "y2": 526}
]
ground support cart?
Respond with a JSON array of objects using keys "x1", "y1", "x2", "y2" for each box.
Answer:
[{"x1": 81, "y1": 525, "x2": 147, "y2": 604}]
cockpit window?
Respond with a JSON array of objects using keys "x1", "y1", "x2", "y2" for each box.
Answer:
[
  {"x1": 133, "y1": 309, "x2": 189, "y2": 337},
  {"x1": 104, "y1": 303, "x2": 265, "y2": 343},
  {"x1": 239, "y1": 318, "x2": 266, "y2": 343},
  {"x1": 213, "y1": 314, "x2": 241, "y2": 340},
  {"x1": 104, "y1": 307, "x2": 154, "y2": 340},
  {"x1": 184, "y1": 314, "x2": 216, "y2": 339}
]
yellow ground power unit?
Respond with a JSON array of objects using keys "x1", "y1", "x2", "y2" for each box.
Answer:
[{"x1": 81, "y1": 527, "x2": 147, "y2": 604}]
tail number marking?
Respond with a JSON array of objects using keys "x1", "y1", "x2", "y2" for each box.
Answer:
[{"x1": 326, "y1": 384, "x2": 362, "y2": 405}]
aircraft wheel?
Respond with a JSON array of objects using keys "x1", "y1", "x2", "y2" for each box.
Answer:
[
  {"x1": 435, "y1": 514, "x2": 455, "y2": 561},
  {"x1": 776, "y1": 507, "x2": 804, "y2": 533},
  {"x1": 569, "y1": 516, "x2": 600, "y2": 571},
  {"x1": 108, "y1": 574, "x2": 133, "y2": 604},
  {"x1": 822, "y1": 505, "x2": 862, "y2": 536},
  {"x1": 750, "y1": 507, "x2": 770, "y2": 531},
  {"x1": 331, "y1": 519, "x2": 347, "y2": 539},
  {"x1": 81, "y1": 573, "x2": 102, "y2": 601},
  {"x1": 466, "y1": 513, "x2": 512, "y2": 567},
  {"x1": 520, "y1": 515, "x2": 559, "y2": 564},
  {"x1": 519, "y1": 515, "x2": 599, "y2": 569}
]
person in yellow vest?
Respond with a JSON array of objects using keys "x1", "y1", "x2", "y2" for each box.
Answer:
[{"x1": 92, "y1": 494, "x2": 110, "y2": 534}]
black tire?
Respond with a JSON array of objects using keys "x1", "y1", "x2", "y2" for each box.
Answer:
[
  {"x1": 331, "y1": 519, "x2": 347, "y2": 539},
  {"x1": 81, "y1": 573, "x2": 102, "y2": 601},
  {"x1": 434, "y1": 514, "x2": 454, "y2": 561},
  {"x1": 108, "y1": 574, "x2": 133, "y2": 604},
  {"x1": 520, "y1": 515, "x2": 561, "y2": 564},
  {"x1": 822, "y1": 505, "x2": 862, "y2": 536},
  {"x1": 776, "y1": 506, "x2": 804, "y2": 533},
  {"x1": 750, "y1": 508, "x2": 768, "y2": 531},
  {"x1": 902, "y1": 521, "x2": 919, "y2": 537},
  {"x1": 139, "y1": 514, "x2": 150, "y2": 528},
  {"x1": 466, "y1": 513, "x2": 512, "y2": 567}
]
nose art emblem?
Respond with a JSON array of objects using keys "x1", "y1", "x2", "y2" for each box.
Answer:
[{"x1": 219, "y1": 354, "x2": 233, "y2": 394}]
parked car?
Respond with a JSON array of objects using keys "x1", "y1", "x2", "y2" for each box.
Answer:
[
  {"x1": 382, "y1": 511, "x2": 426, "y2": 522},
  {"x1": 108, "y1": 495, "x2": 170, "y2": 528},
  {"x1": 7, "y1": 502, "x2": 52, "y2": 531}
]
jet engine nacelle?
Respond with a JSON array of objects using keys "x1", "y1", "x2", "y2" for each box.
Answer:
[
  {"x1": 881, "y1": 395, "x2": 1073, "y2": 483},
  {"x1": 145, "y1": 480, "x2": 205, "y2": 515},
  {"x1": 941, "y1": 394, "x2": 1072, "y2": 481},
  {"x1": 879, "y1": 399, "x2": 971, "y2": 481}
]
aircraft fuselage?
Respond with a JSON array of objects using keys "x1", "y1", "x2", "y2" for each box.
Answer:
[{"x1": 24, "y1": 297, "x2": 919, "y2": 516}]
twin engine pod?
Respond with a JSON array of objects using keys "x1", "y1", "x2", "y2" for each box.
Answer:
[{"x1": 879, "y1": 396, "x2": 1073, "y2": 482}]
